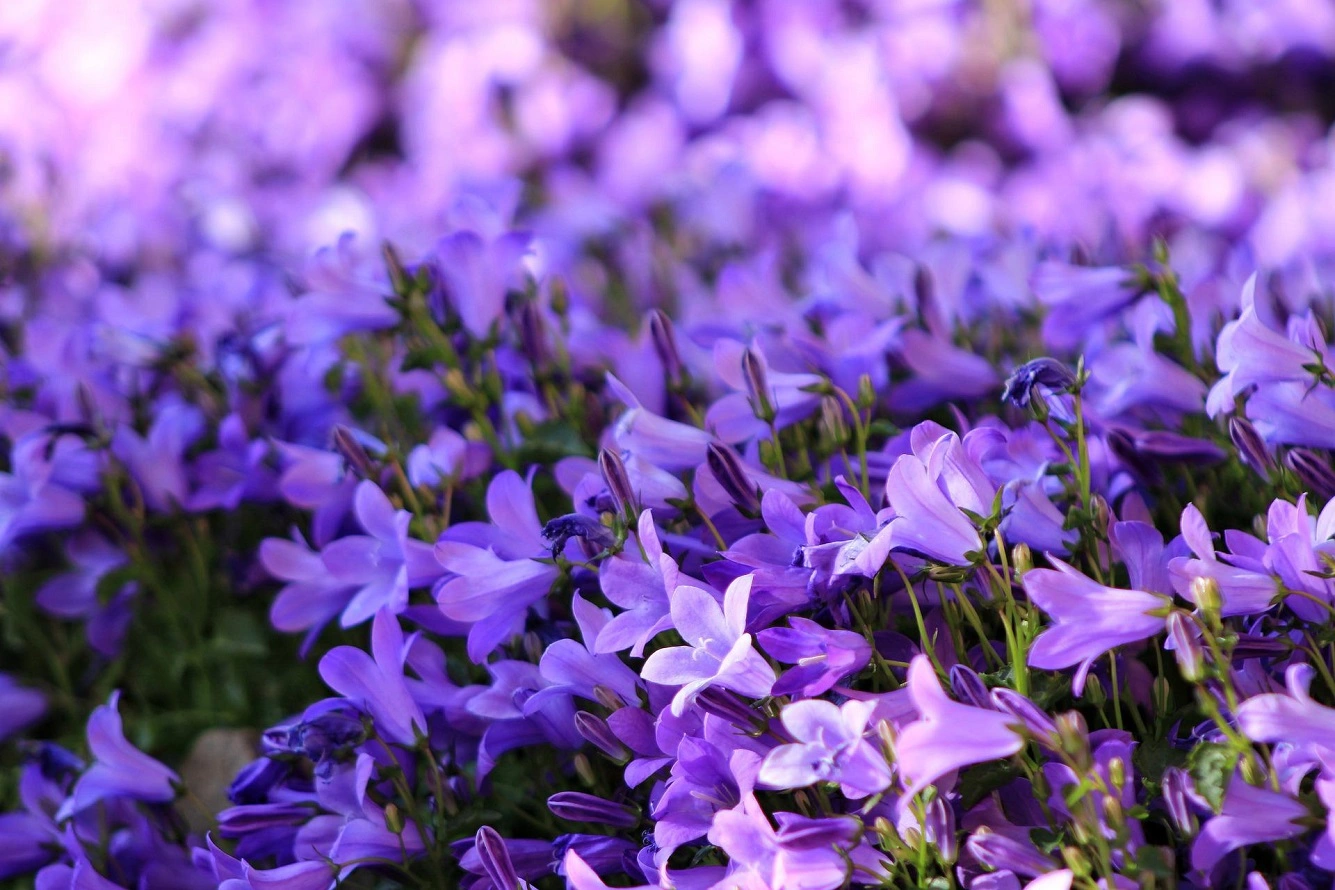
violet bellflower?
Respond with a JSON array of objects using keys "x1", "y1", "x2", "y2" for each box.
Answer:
[
  {"x1": 317, "y1": 609, "x2": 426, "y2": 747},
  {"x1": 434, "y1": 469, "x2": 561, "y2": 663},
  {"x1": 639, "y1": 573, "x2": 776, "y2": 717},
  {"x1": 879, "y1": 452, "x2": 985, "y2": 566},
  {"x1": 707, "y1": 793, "x2": 864, "y2": 890},
  {"x1": 1191, "y1": 772, "x2": 1309, "y2": 879},
  {"x1": 893, "y1": 655, "x2": 1025, "y2": 805},
  {"x1": 59, "y1": 691, "x2": 179, "y2": 818},
  {"x1": 1236, "y1": 663, "x2": 1335, "y2": 761},
  {"x1": 320, "y1": 480, "x2": 441, "y2": 627},
  {"x1": 1021, "y1": 556, "x2": 1171, "y2": 692},
  {"x1": 758, "y1": 699, "x2": 891, "y2": 799},
  {"x1": 757, "y1": 616, "x2": 872, "y2": 698},
  {"x1": 1168, "y1": 504, "x2": 1278, "y2": 617}
]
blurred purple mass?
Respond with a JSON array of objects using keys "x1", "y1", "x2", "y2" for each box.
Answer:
[{"x1": 4, "y1": 1, "x2": 1335, "y2": 889}]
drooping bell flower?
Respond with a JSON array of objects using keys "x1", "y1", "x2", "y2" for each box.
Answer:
[{"x1": 60, "y1": 691, "x2": 179, "y2": 817}]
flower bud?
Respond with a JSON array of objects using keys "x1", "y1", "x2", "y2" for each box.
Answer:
[
  {"x1": 1166, "y1": 611, "x2": 1206, "y2": 682},
  {"x1": 548, "y1": 792, "x2": 640, "y2": 828},
  {"x1": 475, "y1": 826, "x2": 523, "y2": 890},
  {"x1": 384, "y1": 803, "x2": 404, "y2": 835},
  {"x1": 992, "y1": 688, "x2": 1059, "y2": 748},
  {"x1": 1011, "y1": 542, "x2": 1033, "y2": 574},
  {"x1": 1190, "y1": 576, "x2": 1222, "y2": 619},
  {"x1": 599, "y1": 447, "x2": 638, "y2": 518},
  {"x1": 647, "y1": 309, "x2": 683, "y2": 384},
  {"x1": 518, "y1": 302, "x2": 550, "y2": 368},
  {"x1": 1229, "y1": 416, "x2": 1274, "y2": 480},
  {"x1": 742, "y1": 347, "x2": 775, "y2": 422},
  {"x1": 949, "y1": 665, "x2": 992, "y2": 710},
  {"x1": 819, "y1": 395, "x2": 850, "y2": 447},
  {"x1": 331, "y1": 426, "x2": 376, "y2": 479},
  {"x1": 1161, "y1": 767, "x2": 1198, "y2": 837},
  {"x1": 382, "y1": 242, "x2": 409, "y2": 296},
  {"x1": 1286, "y1": 448, "x2": 1335, "y2": 500},
  {"x1": 574, "y1": 712, "x2": 629, "y2": 762},
  {"x1": 707, "y1": 442, "x2": 761, "y2": 515}
]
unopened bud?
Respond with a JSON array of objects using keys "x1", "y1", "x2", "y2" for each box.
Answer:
[
  {"x1": 647, "y1": 309, "x2": 684, "y2": 384},
  {"x1": 1229, "y1": 416, "x2": 1274, "y2": 480},
  {"x1": 1062, "y1": 846, "x2": 1092, "y2": 878},
  {"x1": 331, "y1": 426, "x2": 376, "y2": 479},
  {"x1": 599, "y1": 447, "x2": 638, "y2": 518},
  {"x1": 1107, "y1": 757, "x2": 1126, "y2": 793},
  {"x1": 707, "y1": 442, "x2": 761, "y2": 515},
  {"x1": 518, "y1": 302, "x2": 550, "y2": 367},
  {"x1": 547, "y1": 791, "x2": 640, "y2": 828},
  {"x1": 1190, "y1": 576, "x2": 1222, "y2": 618},
  {"x1": 1166, "y1": 611, "x2": 1206, "y2": 682},
  {"x1": 382, "y1": 242, "x2": 409, "y2": 296},
  {"x1": 1011, "y1": 543, "x2": 1033, "y2": 574},
  {"x1": 475, "y1": 826, "x2": 522, "y2": 890},
  {"x1": 819, "y1": 395, "x2": 849, "y2": 447},
  {"x1": 573, "y1": 753, "x2": 596, "y2": 786},
  {"x1": 594, "y1": 685, "x2": 627, "y2": 712},
  {"x1": 1055, "y1": 711, "x2": 1090, "y2": 764},
  {"x1": 742, "y1": 348, "x2": 774, "y2": 422},
  {"x1": 384, "y1": 803, "x2": 404, "y2": 835},
  {"x1": 548, "y1": 276, "x2": 569, "y2": 317},
  {"x1": 856, "y1": 373, "x2": 876, "y2": 410},
  {"x1": 574, "y1": 712, "x2": 629, "y2": 762},
  {"x1": 1286, "y1": 448, "x2": 1335, "y2": 500}
]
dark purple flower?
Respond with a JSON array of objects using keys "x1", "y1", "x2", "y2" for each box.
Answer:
[{"x1": 1001, "y1": 358, "x2": 1076, "y2": 408}]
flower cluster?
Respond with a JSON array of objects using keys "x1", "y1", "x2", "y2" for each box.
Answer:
[{"x1": 4, "y1": 2, "x2": 1335, "y2": 890}]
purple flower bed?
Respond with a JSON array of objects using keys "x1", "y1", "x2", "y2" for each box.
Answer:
[{"x1": 4, "y1": 2, "x2": 1335, "y2": 888}]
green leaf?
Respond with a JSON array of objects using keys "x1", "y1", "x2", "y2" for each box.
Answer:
[
  {"x1": 958, "y1": 759, "x2": 1020, "y2": 810},
  {"x1": 1187, "y1": 742, "x2": 1238, "y2": 814}
]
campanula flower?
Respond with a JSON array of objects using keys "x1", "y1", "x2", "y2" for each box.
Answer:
[
  {"x1": 758, "y1": 699, "x2": 890, "y2": 799},
  {"x1": 61, "y1": 691, "x2": 179, "y2": 817}
]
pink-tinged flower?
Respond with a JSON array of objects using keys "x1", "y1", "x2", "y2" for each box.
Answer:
[
  {"x1": 639, "y1": 574, "x2": 776, "y2": 717},
  {"x1": 1021, "y1": 556, "x2": 1170, "y2": 690},
  {"x1": 60, "y1": 691, "x2": 179, "y2": 817},
  {"x1": 758, "y1": 699, "x2": 890, "y2": 799},
  {"x1": 1190, "y1": 773, "x2": 1308, "y2": 878},
  {"x1": 893, "y1": 656, "x2": 1024, "y2": 804}
]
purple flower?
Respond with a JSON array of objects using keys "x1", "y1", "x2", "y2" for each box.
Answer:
[
  {"x1": 707, "y1": 794, "x2": 859, "y2": 890},
  {"x1": 261, "y1": 533, "x2": 357, "y2": 644},
  {"x1": 35, "y1": 531, "x2": 135, "y2": 657},
  {"x1": 758, "y1": 617, "x2": 872, "y2": 698},
  {"x1": 879, "y1": 452, "x2": 984, "y2": 566},
  {"x1": 893, "y1": 655, "x2": 1024, "y2": 804},
  {"x1": 434, "y1": 229, "x2": 532, "y2": 338},
  {"x1": 1191, "y1": 772, "x2": 1308, "y2": 878},
  {"x1": 61, "y1": 691, "x2": 179, "y2": 817},
  {"x1": 187, "y1": 413, "x2": 279, "y2": 512},
  {"x1": 274, "y1": 442, "x2": 359, "y2": 546},
  {"x1": 594, "y1": 509, "x2": 680, "y2": 657},
  {"x1": 110, "y1": 402, "x2": 205, "y2": 513},
  {"x1": 705, "y1": 339, "x2": 822, "y2": 443},
  {"x1": 320, "y1": 480, "x2": 441, "y2": 627},
  {"x1": 405, "y1": 427, "x2": 489, "y2": 488},
  {"x1": 0, "y1": 433, "x2": 93, "y2": 553},
  {"x1": 1021, "y1": 556, "x2": 1171, "y2": 689},
  {"x1": 639, "y1": 574, "x2": 776, "y2": 716},
  {"x1": 1168, "y1": 504, "x2": 1277, "y2": 616},
  {"x1": 0, "y1": 674, "x2": 45, "y2": 743},
  {"x1": 434, "y1": 470, "x2": 560, "y2": 663},
  {"x1": 318, "y1": 610, "x2": 426, "y2": 747},
  {"x1": 1237, "y1": 663, "x2": 1335, "y2": 761},
  {"x1": 758, "y1": 699, "x2": 890, "y2": 799},
  {"x1": 1001, "y1": 358, "x2": 1076, "y2": 408}
]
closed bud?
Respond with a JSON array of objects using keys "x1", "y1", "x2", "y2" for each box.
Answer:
[
  {"x1": 949, "y1": 665, "x2": 992, "y2": 710},
  {"x1": 1161, "y1": 767, "x2": 1198, "y2": 837},
  {"x1": 547, "y1": 791, "x2": 640, "y2": 828},
  {"x1": 1229, "y1": 416, "x2": 1274, "y2": 480},
  {"x1": 599, "y1": 447, "x2": 638, "y2": 518},
  {"x1": 1152, "y1": 676, "x2": 1172, "y2": 714},
  {"x1": 594, "y1": 685, "x2": 627, "y2": 712},
  {"x1": 518, "y1": 302, "x2": 550, "y2": 367},
  {"x1": 384, "y1": 803, "x2": 404, "y2": 835},
  {"x1": 1084, "y1": 673, "x2": 1105, "y2": 705},
  {"x1": 573, "y1": 753, "x2": 596, "y2": 786},
  {"x1": 647, "y1": 309, "x2": 684, "y2": 384},
  {"x1": 1090, "y1": 494, "x2": 1110, "y2": 537},
  {"x1": 819, "y1": 395, "x2": 850, "y2": 447},
  {"x1": 331, "y1": 426, "x2": 376, "y2": 479},
  {"x1": 475, "y1": 826, "x2": 523, "y2": 890},
  {"x1": 1055, "y1": 711, "x2": 1090, "y2": 765},
  {"x1": 443, "y1": 368, "x2": 473, "y2": 403},
  {"x1": 742, "y1": 348, "x2": 775, "y2": 422},
  {"x1": 1286, "y1": 448, "x2": 1335, "y2": 500},
  {"x1": 1062, "y1": 846, "x2": 1092, "y2": 878},
  {"x1": 1107, "y1": 756, "x2": 1126, "y2": 793},
  {"x1": 696, "y1": 687, "x2": 763, "y2": 730},
  {"x1": 548, "y1": 276, "x2": 569, "y2": 317},
  {"x1": 1011, "y1": 543, "x2": 1033, "y2": 574},
  {"x1": 1166, "y1": 611, "x2": 1206, "y2": 682},
  {"x1": 574, "y1": 712, "x2": 629, "y2": 762},
  {"x1": 382, "y1": 242, "x2": 409, "y2": 296},
  {"x1": 707, "y1": 443, "x2": 761, "y2": 515},
  {"x1": 1190, "y1": 576, "x2": 1222, "y2": 619},
  {"x1": 856, "y1": 373, "x2": 876, "y2": 410},
  {"x1": 1102, "y1": 794, "x2": 1124, "y2": 827}
]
